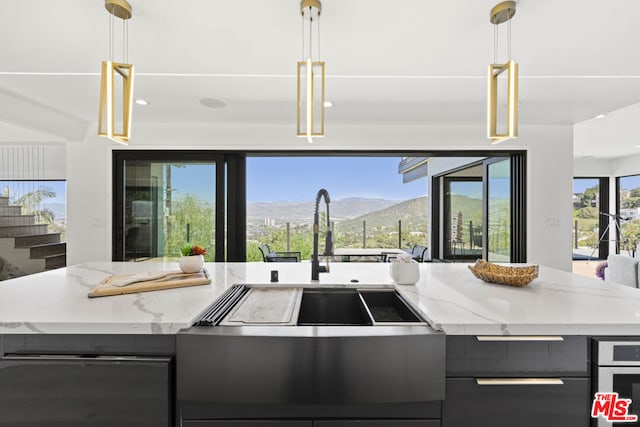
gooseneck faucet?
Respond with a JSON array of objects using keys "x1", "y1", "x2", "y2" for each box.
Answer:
[{"x1": 312, "y1": 188, "x2": 333, "y2": 281}]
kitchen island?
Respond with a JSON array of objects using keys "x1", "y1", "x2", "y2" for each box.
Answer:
[
  {"x1": 0, "y1": 261, "x2": 639, "y2": 335},
  {"x1": 1, "y1": 262, "x2": 639, "y2": 427}
]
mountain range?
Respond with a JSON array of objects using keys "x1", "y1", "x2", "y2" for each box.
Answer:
[{"x1": 247, "y1": 197, "x2": 399, "y2": 225}]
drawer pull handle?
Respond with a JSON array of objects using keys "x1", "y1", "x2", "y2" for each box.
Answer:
[
  {"x1": 476, "y1": 378, "x2": 564, "y2": 386},
  {"x1": 476, "y1": 336, "x2": 564, "y2": 342}
]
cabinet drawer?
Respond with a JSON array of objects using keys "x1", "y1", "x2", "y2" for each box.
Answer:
[
  {"x1": 446, "y1": 335, "x2": 589, "y2": 376},
  {"x1": 183, "y1": 422, "x2": 311, "y2": 427},
  {"x1": 0, "y1": 355, "x2": 172, "y2": 427},
  {"x1": 442, "y1": 377, "x2": 590, "y2": 427},
  {"x1": 315, "y1": 421, "x2": 439, "y2": 426}
]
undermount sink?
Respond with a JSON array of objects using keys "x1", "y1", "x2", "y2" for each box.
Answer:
[
  {"x1": 297, "y1": 288, "x2": 373, "y2": 326},
  {"x1": 297, "y1": 288, "x2": 424, "y2": 326},
  {"x1": 193, "y1": 284, "x2": 428, "y2": 327}
]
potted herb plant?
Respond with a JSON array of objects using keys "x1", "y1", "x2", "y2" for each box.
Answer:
[{"x1": 179, "y1": 244, "x2": 206, "y2": 273}]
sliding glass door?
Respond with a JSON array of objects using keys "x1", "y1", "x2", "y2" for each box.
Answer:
[
  {"x1": 443, "y1": 178, "x2": 483, "y2": 261},
  {"x1": 484, "y1": 158, "x2": 511, "y2": 262},
  {"x1": 113, "y1": 152, "x2": 224, "y2": 262},
  {"x1": 431, "y1": 153, "x2": 525, "y2": 263}
]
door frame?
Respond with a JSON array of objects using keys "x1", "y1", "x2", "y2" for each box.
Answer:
[
  {"x1": 431, "y1": 152, "x2": 526, "y2": 262},
  {"x1": 443, "y1": 176, "x2": 483, "y2": 261},
  {"x1": 112, "y1": 150, "x2": 233, "y2": 262}
]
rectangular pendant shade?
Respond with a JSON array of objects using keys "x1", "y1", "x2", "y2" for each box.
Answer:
[
  {"x1": 297, "y1": 59, "x2": 325, "y2": 140},
  {"x1": 487, "y1": 60, "x2": 518, "y2": 144},
  {"x1": 98, "y1": 60, "x2": 134, "y2": 145}
]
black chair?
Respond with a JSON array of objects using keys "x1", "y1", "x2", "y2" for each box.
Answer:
[
  {"x1": 410, "y1": 244, "x2": 428, "y2": 262},
  {"x1": 381, "y1": 252, "x2": 399, "y2": 262},
  {"x1": 258, "y1": 244, "x2": 301, "y2": 262}
]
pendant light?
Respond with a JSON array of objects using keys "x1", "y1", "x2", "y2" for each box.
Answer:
[
  {"x1": 98, "y1": 0, "x2": 135, "y2": 145},
  {"x1": 487, "y1": 1, "x2": 518, "y2": 144},
  {"x1": 297, "y1": 0, "x2": 325, "y2": 144}
]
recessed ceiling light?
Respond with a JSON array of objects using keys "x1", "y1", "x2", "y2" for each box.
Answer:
[
  {"x1": 323, "y1": 101, "x2": 333, "y2": 108},
  {"x1": 200, "y1": 98, "x2": 226, "y2": 109},
  {"x1": 135, "y1": 99, "x2": 149, "y2": 106},
  {"x1": 595, "y1": 114, "x2": 606, "y2": 119}
]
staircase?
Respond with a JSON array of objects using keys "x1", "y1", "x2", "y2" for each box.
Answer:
[{"x1": 0, "y1": 196, "x2": 66, "y2": 280}]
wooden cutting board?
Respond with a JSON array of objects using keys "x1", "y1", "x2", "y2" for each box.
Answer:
[{"x1": 88, "y1": 269, "x2": 211, "y2": 298}]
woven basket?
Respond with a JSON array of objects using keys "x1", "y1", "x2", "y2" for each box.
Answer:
[{"x1": 468, "y1": 259, "x2": 539, "y2": 287}]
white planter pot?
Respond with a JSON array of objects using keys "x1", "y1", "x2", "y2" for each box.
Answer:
[
  {"x1": 389, "y1": 261, "x2": 420, "y2": 285},
  {"x1": 179, "y1": 255, "x2": 204, "y2": 274}
]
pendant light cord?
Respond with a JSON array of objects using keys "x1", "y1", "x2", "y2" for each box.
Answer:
[
  {"x1": 493, "y1": 24, "x2": 497, "y2": 64},
  {"x1": 109, "y1": 12, "x2": 114, "y2": 61},
  {"x1": 508, "y1": 19, "x2": 512, "y2": 61},
  {"x1": 309, "y1": 8, "x2": 313, "y2": 60}
]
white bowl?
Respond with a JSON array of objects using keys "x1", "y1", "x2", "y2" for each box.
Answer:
[{"x1": 389, "y1": 261, "x2": 420, "y2": 285}]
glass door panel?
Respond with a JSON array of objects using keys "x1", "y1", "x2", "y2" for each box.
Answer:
[
  {"x1": 444, "y1": 179, "x2": 483, "y2": 260},
  {"x1": 485, "y1": 158, "x2": 511, "y2": 262},
  {"x1": 618, "y1": 175, "x2": 640, "y2": 256},
  {"x1": 122, "y1": 161, "x2": 216, "y2": 262}
]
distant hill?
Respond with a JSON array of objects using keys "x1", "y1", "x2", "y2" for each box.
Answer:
[
  {"x1": 247, "y1": 197, "x2": 398, "y2": 226},
  {"x1": 337, "y1": 196, "x2": 428, "y2": 232}
]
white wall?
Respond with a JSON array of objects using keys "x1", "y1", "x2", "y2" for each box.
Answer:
[
  {"x1": 611, "y1": 153, "x2": 640, "y2": 177},
  {"x1": 0, "y1": 144, "x2": 66, "y2": 180},
  {"x1": 66, "y1": 123, "x2": 574, "y2": 271},
  {"x1": 573, "y1": 158, "x2": 612, "y2": 177}
]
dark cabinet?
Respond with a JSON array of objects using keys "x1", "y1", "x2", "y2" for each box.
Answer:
[
  {"x1": 183, "y1": 420, "x2": 439, "y2": 427},
  {"x1": 314, "y1": 421, "x2": 440, "y2": 426},
  {"x1": 443, "y1": 335, "x2": 591, "y2": 427},
  {"x1": 0, "y1": 354, "x2": 173, "y2": 427},
  {"x1": 183, "y1": 422, "x2": 311, "y2": 427},
  {"x1": 443, "y1": 378, "x2": 590, "y2": 427}
]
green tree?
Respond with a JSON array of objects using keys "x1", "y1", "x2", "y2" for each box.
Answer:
[
  {"x1": 575, "y1": 207, "x2": 598, "y2": 219},
  {"x1": 581, "y1": 184, "x2": 599, "y2": 208},
  {"x1": 164, "y1": 195, "x2": 215, "y2": 261},
  {"x1": 15, "y1": 186, "x2": 56, "y2": 226}
]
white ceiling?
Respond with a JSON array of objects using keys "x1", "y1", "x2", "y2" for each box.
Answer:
[{"x1": 1, "y1": 0, "x2": 640, "y2": 158}]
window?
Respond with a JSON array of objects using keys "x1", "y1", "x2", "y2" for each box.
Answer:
[
  {"x1": 246, "y1": 156, "x2": 428, "y2": 261},
  {"x1": 443, "y1": 177, "x2": 483, "y2": 261},
  {"x1": 572, "y1": 177, "x2": 609, "y2": 261},
  {"x1": 617, "y1": 174, "x2": 640, "y2": 256},
  {"x1": 0, "y1": 180, "x2": 66, "y2": 240},
  {"x1": 431, "y1": 153, "x2": 526, "y2": 262}
]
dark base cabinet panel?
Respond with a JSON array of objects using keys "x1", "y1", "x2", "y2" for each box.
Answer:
[
  {"x1": 183, "y1": 421, "x2": 439, "y2": 427},
  {"x1": 0, "y1": 355, "x2": 172, "y2": 427},
  {"x1": 183, "y1": 422, "x2": 311, "y2": 427},
  {"x1": 314, "y1": 421, "x2": 440, "y2": 426},
  {"x1": 442, "y1": 378, "x2": 590, "y2": 427},
  {"x1": 446, "y1": 336, "x2": 590, "y2": 377}
]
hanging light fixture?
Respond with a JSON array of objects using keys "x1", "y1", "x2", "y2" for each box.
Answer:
[
  {"x1": 98, "y1": 0, "x2": 134, "y2": 145},
  {"x1": 487, "y1": 1, "x2": 518, "y2": 144},
  {"x1": 297, "y1": 0, "x2": 325, "y2": 144}
]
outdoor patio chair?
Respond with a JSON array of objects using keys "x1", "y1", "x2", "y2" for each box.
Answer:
[
  {"x1": 410, "y1": 244, "x2": 428, "y2": 262},
  {"x1": 258, "y1": 244, "x2": 301, "y2": 262}
]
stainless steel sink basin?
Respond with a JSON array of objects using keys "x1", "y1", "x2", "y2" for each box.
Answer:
[
  {"x1": 178, "y1": 284, "x2": 445, "y2": 411},
  {"x1": 297, "y1": 288, "x2": 373, "y2": 326}
]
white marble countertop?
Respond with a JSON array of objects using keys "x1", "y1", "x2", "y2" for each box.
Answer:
[{"x1": 2, "y1": 261, "x2": 640, "y2": 335}]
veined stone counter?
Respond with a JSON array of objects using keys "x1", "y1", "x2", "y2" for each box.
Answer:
[{"x1": 0, "y1": 261, "x2": 639, "y2": 335}]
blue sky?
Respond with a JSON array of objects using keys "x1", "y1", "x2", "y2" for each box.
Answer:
[
  {"x1": 167, "y1": 164, "x2": 216, "y2": 202},
  {"x1": 619, "y1": 175, "x2": 640, "y2": 192},
  {"x1": 246, "y1": 157, "x2": 427, "y2": 202},
  {"x1": 574, "y1": 176, "x2": 640, "y2": 193},
  {"x1": 0, "y1": 180, "x2": 66, "y2": 204}
]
